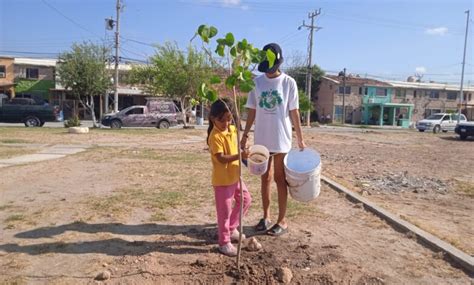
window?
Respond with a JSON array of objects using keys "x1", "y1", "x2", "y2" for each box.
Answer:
[
  {"x1": 427, "y1": 90, "x2": 439, "y2": 99},
  {"x1": 452, "y1": 114, "x2": 466, "y2": 121},
  {"x1": 414, "y1": 90, "x2": 417, "y2": 98},
  {"x1": 359, "y1": 87, "x2": 362, "y2": 95},
  {"x1": 338, "y1": 86, "x2": 351, "y2": 94},
  {"x1": 396, "y1": 89, "x2": 406, "y2": 98},
  {"x1": 364, "y1": 87, "x2": 368, "y2": 95},
  {"x1": 125, "y1": 107, "x2": 144, "y2": 115},
  {"x1": 26, "y1": 68, "x2": 39, "y2": 79},
  {"x1": 442, "y1": 115, "x2": 450, "y2": 121},
  {"x1": 469, "y1": 94, "x2": 472, "y2": 101},
  {"x1": 0, "y1": 65, "x2": 5, "y2": 78},
  {"x1": 376, "y1": 88, "x2": 387, "y2": 96},
  {"x1": 329, "y1": 84, "x2": 332, "y2": 90},
  {"x1": 447, "y1": 91, "x2": 458, "y2": 100},
  {"x1": 425, "y1": 109, "x2": 441, "y2": 117}
]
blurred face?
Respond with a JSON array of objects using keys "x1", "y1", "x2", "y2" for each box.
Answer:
[{"x1": 213, "y1": 111, "x2": 232, "y2": 131}]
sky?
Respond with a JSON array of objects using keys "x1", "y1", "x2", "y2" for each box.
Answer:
[{"x1": 1, "y1": 0, "x2": 473, "y2": 85}]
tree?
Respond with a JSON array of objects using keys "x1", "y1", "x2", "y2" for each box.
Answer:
[
  {"x1": 194, "y1": 25, "x2": 273, "y2": 267},
  {"x1": 56, "y1": 42, "x2": 111, "y2": 128},
  {"x1": 128, "y1": 42, "x2": 211, "y2": 126},
  {"x1": 286, "y1": 64, "x2": 325, "y2": 97},
  {"x1": 286, "y1": 65, "x2": 325, "y2": 121}
]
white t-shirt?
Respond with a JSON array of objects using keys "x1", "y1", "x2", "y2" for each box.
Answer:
[{"x1": 245, "y1": 73, "x2": 299, "y2": 153}]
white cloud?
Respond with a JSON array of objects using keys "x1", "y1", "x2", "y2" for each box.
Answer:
[
  {"x1": 425, "y1": 27, "x2": 448, "y2": 36},
  {"x1": 221, "y1": 0, "x2": 241, "y2": 6},
  {"x1": 415, "y1": 67, "x2": 427, "y2": 74}
]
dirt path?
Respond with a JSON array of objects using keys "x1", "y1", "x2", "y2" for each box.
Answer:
[{"x1": 0, "y1": 137, "x2": 471, "y2": 284}]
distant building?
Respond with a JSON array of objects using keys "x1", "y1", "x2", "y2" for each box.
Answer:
[{"x1": 315, "y1": 74, "x2": 474, "y2": 127}]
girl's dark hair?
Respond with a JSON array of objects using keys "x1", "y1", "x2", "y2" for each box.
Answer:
[{"x1": 207, "y1": 97, "x2": 235, "y2": 145}]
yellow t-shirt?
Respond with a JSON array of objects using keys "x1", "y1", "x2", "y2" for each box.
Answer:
[{"x1": 209, "y1": 125, "x2": 240, "y2": 186}]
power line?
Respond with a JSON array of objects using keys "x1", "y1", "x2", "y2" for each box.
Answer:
[
  {"x1": 40, "y1": 0, "x2": 101, "y2": 38},
  {"x1": 120, "y1": 36, "x2": 156, "y2": 48}
]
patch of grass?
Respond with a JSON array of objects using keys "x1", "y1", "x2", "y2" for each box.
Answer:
[
  {"x1": 149, "y1": 211, "x2": 167, "y2": 221},
  {"x1": 454, "y1": 181, "x2": 474, "y2": 197},
  {"x1": 0, "y1": 146, "x2": 38, "y2": 159},
  {"x1": 5, "y1": 214, "x2": 25, "y2": 223},
  {"x1": 286, "y1": 199, "x2": 316, "y2": 218},
  {"x1": 0, "y1": 139, "x2": 30, "y2": 144},
  {"x1": 85, "y1": 187, "x2": 190, "y2": 220},
  {"x1": 0, "y1": 204, "x2": 14, "y2": 211}
]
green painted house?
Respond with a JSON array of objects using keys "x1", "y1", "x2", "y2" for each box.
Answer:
[{"x1": 362, "y1": 86, "x2": 414, "y2": 128}]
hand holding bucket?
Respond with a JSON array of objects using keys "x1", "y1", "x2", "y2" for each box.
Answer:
[{"x1": 247, "y1": 145, "x2": 270, "y2": 176}]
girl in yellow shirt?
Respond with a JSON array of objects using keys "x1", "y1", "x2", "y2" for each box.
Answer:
[{"x1": 207, "y1": 98, "x2": 251, "y2": 257}]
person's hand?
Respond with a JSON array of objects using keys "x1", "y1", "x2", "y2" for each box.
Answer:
[
  {"x1": 298, "y1": 138, "x2": 306, "y2": 151},
  {"x1": 241, "y1": 148, "x2": 250, "y2": 159},
  {"x1": 240, "y1": 134, "x2": 248, "y2": 150}
]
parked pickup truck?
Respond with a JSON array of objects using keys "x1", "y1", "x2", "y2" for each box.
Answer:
[
  {"x1": 101, "y1": 99, "x2": 180, "y2": 129},
  {"x1": 416, "y1": 113, "x2": 467, "y2": 133},
  {"x1": 0, "y1": 95, "x2": 58, "y2": 127},
  {"x1": 455, "y1": 121, "x2": 474, "y2": 140}
]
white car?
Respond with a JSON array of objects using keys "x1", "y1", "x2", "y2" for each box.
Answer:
[{"x1": 416, "y1": 113, "x2": 467, "y2": 133}]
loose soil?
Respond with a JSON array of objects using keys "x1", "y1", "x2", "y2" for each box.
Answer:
[{"x1": 0, "y1": 126, "x2": 472, "y2": 284}]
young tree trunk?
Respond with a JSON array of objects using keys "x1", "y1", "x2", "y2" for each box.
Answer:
[
  {"x1": 180, "y1": 97, "x2": 188, "y2": 127},
  {"x1": 80, "y1": 96, "x2": 98, "y2": 128}
]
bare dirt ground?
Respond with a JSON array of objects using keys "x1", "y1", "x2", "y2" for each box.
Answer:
[{"x1": 0, "y1": 126, "x2": 472, "y2": 284}]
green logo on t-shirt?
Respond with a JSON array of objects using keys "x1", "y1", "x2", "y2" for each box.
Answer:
[{"x1": 259, "y1": 89, "x2": 282, "y2": 111}]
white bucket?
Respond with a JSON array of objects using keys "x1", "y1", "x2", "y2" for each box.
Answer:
[
  {"x1": 284, "y1": 148, "x2": 322, "y2": 202},
  {"x1": 248, "y1": 145, "x2": 270, "y2": 176}
]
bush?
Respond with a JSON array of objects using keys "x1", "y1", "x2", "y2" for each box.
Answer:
[{"x1": 64, "y1": 115, "x2": 81, "y2": 128}]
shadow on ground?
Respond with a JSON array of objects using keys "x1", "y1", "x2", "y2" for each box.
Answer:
[{"x1": 1, "y1": 222, "x2": 221, "y2": 256}]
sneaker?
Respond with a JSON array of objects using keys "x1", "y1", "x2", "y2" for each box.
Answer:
[
  {"x1": 218, "y1": 242, "x2": 237, "y2": 257},
  {"x1": 230, "y1": 229, "x2": 246, "y2": 241}
]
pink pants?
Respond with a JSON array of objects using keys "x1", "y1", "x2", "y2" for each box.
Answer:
[{"x1": 213, "y1": 181, "x2": 252, "y2": 246}]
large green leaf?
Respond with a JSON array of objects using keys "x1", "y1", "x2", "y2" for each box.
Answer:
[
  {"x1": 243, "y1": 70, "x2": 253, "y2": 80},
  {"x1": 197, "y1": 25, "x2": 206, "y2": 36},
  {"x1": 198, "y1": 82, "x2": 207, "y2": 99},
  {"x1": 209, "y1": 26, "x2": 218, "y2": 38},
  {"x1": 225, "y1": 75, "x2": 237, "y2": 89},
  {"x1": 239, "y1": 80, "x2": 255, "y2": 93},
  {"x1": 266, "y1": 49, "x2": 276, "y2": 68},
  {"x1": 225, "y1": 33, "x2": 235, "y2": 46},
  {"x1": 210, "y1": 75, "x2": 221, "y2": 84},
  {"x1": 230, "y1": 46, "x2": 237, "y2": 57},
  {"x1": 216, "y1": 44, "x2": 225, "y2": 57},
  {"x1": 206, "y1": 89, "x2": 218, "y2": 102}
]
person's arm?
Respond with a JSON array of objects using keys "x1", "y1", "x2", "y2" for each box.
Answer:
[
  {"x1": 290, "y1": 109, "x2": 306, "y2": 150},
  {"x1": 240, "y1": 108, "x2": 256, "y2": 148},
  {"x1": 214, "y1": 153, "x2": 239, "y2": 164}
]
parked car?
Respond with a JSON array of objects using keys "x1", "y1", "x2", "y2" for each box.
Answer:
[
  {"x1": 101, "y1": 99, "x2": 179, "y2": 129},
  {"x1": 455, "y1": 121, "x2": 474, "y2": 140},
  {"x1": 416, "y1": 113, "x2": 467, "y2": 133},
  {"x1": 0, "y1": 95, "x2": 59, "y2": 127}
]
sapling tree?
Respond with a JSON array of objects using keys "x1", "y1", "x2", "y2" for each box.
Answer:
[{"x1": 194, "y1": 25, "x2": 275, "y2": 267}]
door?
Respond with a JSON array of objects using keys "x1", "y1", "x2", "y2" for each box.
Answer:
[
  {"x1": 440, "y1": 114, "x2": 452, "y2": 131},
  {"x1": 121, "y1": 106, "x2": 147, "y2": 127}
]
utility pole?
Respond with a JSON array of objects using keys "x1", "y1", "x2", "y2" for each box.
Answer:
[
  {"x1": 113, "y1": 0, "x2": 121, "y2": 113},
  {"x1": 457, "y1": 10, "x2": 470, "y2": 124},
  {"x1": 299, "y1": 9, "x2": 322, "y2": 127},
  {"x1": 339, "y1": 68, "x2": 347, "y2": 124}
]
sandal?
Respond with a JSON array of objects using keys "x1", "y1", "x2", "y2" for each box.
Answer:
[
  {"x1": 255, "y1": 218, "x2": 271, "y2": 231},
  {"x1": 266, "y1": 224, "x2": 288, "y2": 236}
]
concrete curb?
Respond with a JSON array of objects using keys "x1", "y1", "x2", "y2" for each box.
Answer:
[{"x1": 321, "y1": 175, "x2": 474, "y2": 275}]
